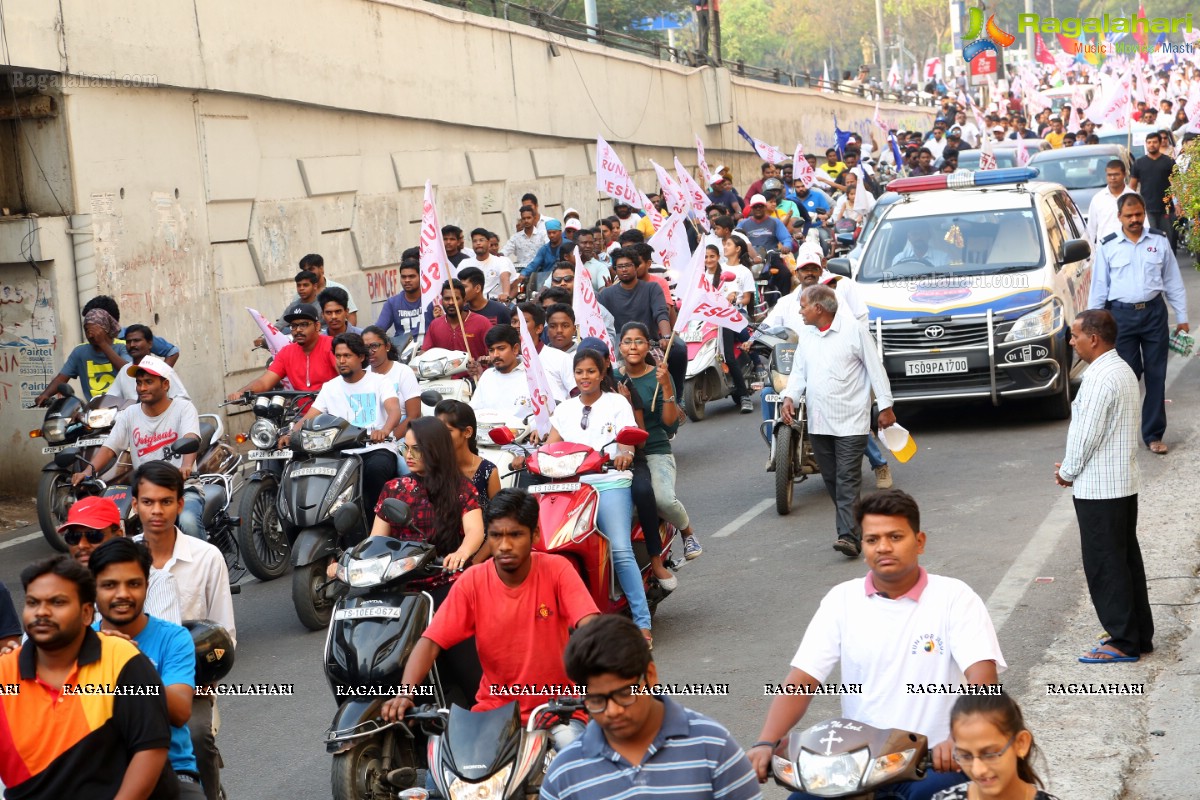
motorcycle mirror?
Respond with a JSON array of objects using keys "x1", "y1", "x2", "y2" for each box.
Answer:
[
  {"x1": 614, "y1": 426, "x2": 650, "y2": 447},
  {"x1": 488, "y1": 427, "x2": 516, "y2": 446},
  {"x1": 420, "y1": 389, "x2": 443, "y2": 408},
  {"x1": 167, "y1": 437, "x2": 202, "y2": 456},
  {"x1": 826, "y1": 257, "x2": 852, "y2": 278},
  {"x1": 392, "y1": 332, "x2": 413, "y2": 354},
  {"x1": 332, "y1": 503, "x2": 361, "y2": 536},
  {"x1": 720, "y1": 271, "x2": 737, "y2": 283},
  {"x1": 54, "y1": 449, "x2": 79, "y2": 469},
  {"x1": 379, "y1": 498, "x2": 412, "y2": 529}
]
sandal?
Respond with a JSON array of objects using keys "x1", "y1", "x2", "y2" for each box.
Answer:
[
  {"x1": 641, "y1": 629, "x2": 653, "y2": 651},
  {"x1": 1078, "y1": 644, "x2": 1139, "y2": 663}
]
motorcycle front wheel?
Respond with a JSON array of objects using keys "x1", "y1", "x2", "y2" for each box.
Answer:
[
  {"x1": 292, "y1": 558, "x2": 334, "y2": 630},
  {"x1": 237, "y1": 479, "x2": 291, "y2": 580},
  {"x1": 331, "y1": 739, "x2": 391, "y2": 800},
  {"x1": 37, "y1": 471, "x2": 73, "y2": 552}
]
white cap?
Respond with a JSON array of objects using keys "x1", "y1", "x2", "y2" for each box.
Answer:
[
  {"x1": 126, "y1": 354, "x2": 178, "y2": 384},
  {"x1": 796, "y1": 243, "x2": 824, "y2": 268},
  {"x1": 564, "y1": 218, "x2": 582, "y2": 231},
  {"x1": 749, "y1": 193, "x2": 768, "y2": 206}
]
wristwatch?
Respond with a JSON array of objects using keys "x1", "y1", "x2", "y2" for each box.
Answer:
[{"x1": 663, "y1": 396, "x2": 677, "y2": 404}]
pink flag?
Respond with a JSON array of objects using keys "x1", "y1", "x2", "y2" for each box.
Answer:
[
  {"x1": 672, "y1": 244, "x2": 748, "y2": 335},
  {"x1": 595, "y1": 136, "x2": 642, "y2": 207},
  {"x1": 573, "y1": 252, "x2": 615, "y2": 358},
  {"x1": 674, "y1": 156, "x2": 709, "y2": 217},
  {"x1": 247, "y1": 307, "x2": 292, "y2": 355},
  {"x1": 419, "y1": 180, "x2": 451, "y2": 316},
  {"x1": 648, "y1": 212, "x2": 691, "y2": 297},
  {"x1": 978, "y1": 135, "x2": 998, "y2": 171},
  {"x1": 515, "y1": 308, "x2": 556, "y2": 437},
  {"x1": 793, "y1": 143, "x2": 815, "y2": 189},
  {"x1": 651, "y1": 160, "x2": 689, "y2": 216}
]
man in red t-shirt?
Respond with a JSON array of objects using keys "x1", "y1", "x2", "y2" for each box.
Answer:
[
  {"x1": 228, "y1": 302, "x2": 337, "y2": 398},
  {"x1": 421, "y1": 280, "x2": 492, "y2": 360},
  {"x1": 382, "y1": 488, "x2": 599, "y2": 747}
]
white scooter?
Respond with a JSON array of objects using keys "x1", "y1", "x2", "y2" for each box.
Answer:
[
  {"x1": 473, "y1": 409, "x2": 534, "y2": 489},
  {"x1": 681, "y1": 319, "x2": 754, "y2": 422},
  {"x1": 412, "y1": 347, "x2": 473, "y2": 416}
]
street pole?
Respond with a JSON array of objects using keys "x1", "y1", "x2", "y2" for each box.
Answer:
[
  {"x1": 875, "y1": 0, "x2": 886, "y2": 74},
  {"x1": 1024, "y1": 0, "x2": 1034, "y2": 64},
  {"x1": 584, "y1": 0, "x2": 597, "y2": 42}
]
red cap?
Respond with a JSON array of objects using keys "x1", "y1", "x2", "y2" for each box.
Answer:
[{"x1": 57, "y1": 496, "x2": 122, "y2": 533}]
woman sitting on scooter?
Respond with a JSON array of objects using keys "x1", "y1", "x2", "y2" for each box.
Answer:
[
  {"x1": 370, "y1": 416, "x2": 487, "y2": 594},
  {"x1": 433, "y1": 399, "x2": 501, "y2": 505},
  {"x1": 617, "y1": 322, "x2": 703, "y2": 570},
  {"x1": 543, "y1": 347, "x2": 655, "y2": 648},
  {"x1": 718, "y1": 235, "x2": 757, "y2": 413}
]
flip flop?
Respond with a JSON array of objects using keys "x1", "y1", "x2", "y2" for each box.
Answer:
[
  {"x1": 1078, "y1": 645, "x2": 1139, "y2": 664},
  {"x1": 1148, "y1": 441, "x2": 1168, "y2": 455}
]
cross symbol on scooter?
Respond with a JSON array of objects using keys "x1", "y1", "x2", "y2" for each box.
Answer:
[{"x1": 820, "y1": 731, "x2": 843, "y2": 756}]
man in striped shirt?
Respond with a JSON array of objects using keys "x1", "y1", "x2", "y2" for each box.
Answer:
[
  {"x1": 541, "y1": 614, "x2": 761, "y2": 800},
  {"x1": 1056, "y1": 310, "x2": 1150, "y2": 663},
  {"x1": 780, "y1": 285, "x2": 896, "y2": 558}
]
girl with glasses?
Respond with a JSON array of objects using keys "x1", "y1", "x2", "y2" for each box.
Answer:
[
  {"x1": 542, "y1": 348, "x2": 654, "y2": 648},
  {"x1": 433, "y1": 399, "x2": 500, "y2": 505},
  {"x1": 932, "y1": 692, "x2": 1057, "y2": 800},
  {"x1": 362, "y1": 325, "x2": 422, "y2": 473}
]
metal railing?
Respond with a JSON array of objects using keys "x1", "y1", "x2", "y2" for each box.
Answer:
[{"x1": 426, "y1": 0, "x2": 937, "y2": 107}]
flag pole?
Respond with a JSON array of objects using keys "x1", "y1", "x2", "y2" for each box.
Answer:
[{"x1": 651, "y1": 330, "x2": 678, "y2": 410}]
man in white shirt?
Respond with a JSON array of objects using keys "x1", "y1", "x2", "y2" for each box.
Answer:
[
  {"x1": 294, "y1": 332, "x2": 401, "y2": 516},
  {"x1": 540, "y1": 302, "x2": 579, "y2": 402},
  {"x1": 780, "y1": 285, "x2": 895, "y2": 557},
  {"x1": 459, "y1": 227, "x2": 518, "y2": 302},
  {"x1": 1085, "y1": 159, "x2": 1137, "y2": 244},
  {"x1": 131, "y1": 460, "x2": 235, "y2": 800},
  {"x1": 500, "y1": 205, "x2": 548, "y2": 278},
  {"x1": 954, "y1": 111, "x2": 979, "y2": 148},
  {"x1": 472, "y1": 324, "x2": 534, "y2": 420},
  {"x1": 749, "y1": 490, "x2": 1004, "y2": 800},
  {"x1": 106, "y1": 325, "x2": 190, "y2": 402}
]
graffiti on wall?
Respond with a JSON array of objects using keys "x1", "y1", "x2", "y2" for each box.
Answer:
[{"x1": 0, "y1": 273, "x2": 57, "y2": 412}]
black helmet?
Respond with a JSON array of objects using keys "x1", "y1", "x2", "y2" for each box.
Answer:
[
  {"x1": 184, "y1": 619, "x2": 235, "y2": 685},
  {"x1": 762, "y1": 178, "x2": 784, "y2": 193}
]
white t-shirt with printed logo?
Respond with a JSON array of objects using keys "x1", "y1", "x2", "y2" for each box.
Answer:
[
  {"x1": 104, "y1": 398, "x2": 201, "y2": 469},
  {"x1": 312, "y1": 371, "x2": 398, "y2": 454},
  {"x1": 790, "y1": 573, "x2": 1006, "y2": 746},
  {"x1": 472, "y1": 367, "x2": 534, "y2": 421},
  {"x1": 549, "y1": 391, "x2": 636, "y2": 483}
]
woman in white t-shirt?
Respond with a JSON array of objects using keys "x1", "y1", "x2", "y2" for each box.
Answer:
[
  {"x1": 712, "y1": 241, "x2": 755, "y2": 413},
  {"x1": 363, "y1": 326, "x2": 422, "y2": 472},
  {"x1": 543, "y1": 348, "x2": 653, "y2": 645}
]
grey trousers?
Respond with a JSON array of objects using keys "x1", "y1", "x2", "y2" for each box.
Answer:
[
  {"x1": 189, "y1": 695, "x2": 224, "y2": 800},
  {"x1": 810, "y1": 434, "x2": 868, "y2": 541}
]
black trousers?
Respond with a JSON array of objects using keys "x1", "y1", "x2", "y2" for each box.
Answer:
[
  {"x1": 665, "y1": 339, "x2": 687, "y2": 405},
  {"x1": 1073, "y1": 494, "x2": 1153, "y2": 656},
  {"x1": 721, "y1": 329, "x2": 750, "y2": 403},
  {"x1": 631, "y1": 458, "x2": 663, "y2": 557},
  {"x1": 809, "y1": 434, "x2": 868, "y2": 541},
  {"x1": 1107, "y1": 295, "x2": 1169, "y2": 444},
  {"x1": 189, "y1": 695, "x2": 222, "y2": 800},
  {"x1": 361, "y1": 447, "x2": 398, "y2": 527}
]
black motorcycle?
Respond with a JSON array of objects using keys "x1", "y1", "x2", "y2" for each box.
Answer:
[
  {"x1": 324, "y1": 498, "x2": 462, "y2": 800},
  {"x1": 279, "y1": 413, "x2": 383, "y2": 630},
  {"x1": 404, "y1": 697, "x2": 585, "y2": 800},
  {"x1": 228, "y1": 390, "x2": 317, "y2": 581},
  {"x1": 31, "y1": 387, "x2": 132, "y2": 550},
  {"x1": 751, "y1": 325, "x2": 819, "y2": 515}
]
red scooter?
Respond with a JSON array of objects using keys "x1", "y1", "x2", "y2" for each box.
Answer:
[{"x1": 488, "y1": 426, "x2": 678, "y2": 618}]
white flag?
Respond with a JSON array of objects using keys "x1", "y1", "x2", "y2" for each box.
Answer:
[
  {"x1": 978, "y1": 135, "x2": 998, "y2": 170},
  {"x1": 822, "y1": 60, "x2": 832, "y2": 92},
  {"x1": 793, "y1": 143, "x2": 815, "y2": 190},
  {"x1": 595, "y1": 136, "x2": 641, "y2": 207},
  {"x1": 887, "y1": 61, "x2": 901, "y2": 90},
  {"x1": 419, "y1": 180, "x2": 452, "y2": 316},
  {"x1": 651, "y1": 160, "x2": 689, "y2": 216},
  {"x1": 573, "y1": 252, "x2": 615, "y2": 358},
  {"x1": 672, "y1": 244, "x2": 748, "y2": 335},
  {"x1": 247, "y1": 308, "x2": 292, "y2": 355},
  {"x1": 648, "y1": 212, "x2": 691, "y2": 296},
  {"x1": 674, "y1": 156, "x2": 710, "y2": 217},
  {"x1": 638, "y1": 191, "x2": 665, "y2": 231},
  {"x1": 515, "y1": 309, "x2": 556, "y2": 437},
  {"x1": 695, "y1": 135, "x2": 716, "y2": 185},
  {"x1": 1015, "y1": 140, "x2": 1031, "y2": 167}
]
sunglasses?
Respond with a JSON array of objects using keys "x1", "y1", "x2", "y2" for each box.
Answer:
[
  {"x1": 581, "y1": 405, "x2": 592, "y2": 431},
  {"x1": 551, "y1": 276, "x2": 573, "y2": 284},
  {"x1": 398, "y1": 442, "x2": 423, "y2": 457},
  {"x1": 63, "y1": 528, "x2": 109, "y2": 546}
]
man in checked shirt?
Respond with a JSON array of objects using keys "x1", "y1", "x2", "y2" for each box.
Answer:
[{"x1": 1055, "y1": 310, "x2": 1150, "y2": 664}]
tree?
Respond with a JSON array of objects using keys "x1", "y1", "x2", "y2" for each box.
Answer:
[{"x1": 719, "y1": 0, "x2": 785, "y2": 65}]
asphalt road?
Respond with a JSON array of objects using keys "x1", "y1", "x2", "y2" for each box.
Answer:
[{"x1": 2, "y1": 261, "x2": 1196, "y2": 800}]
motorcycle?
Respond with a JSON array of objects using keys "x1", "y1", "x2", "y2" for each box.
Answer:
[
  {"x1": 401, "y1": 697, "x2": 586, "y2": 800},
  {"x1": 228, "y1": 390, "x2": 318, "y2": 581},
  {"x1": 681, "y1": 319, "x2": 755, "y2": 422},
  {"x1": 833, "y1": 218, "x2": 860, "y2": 258},
  {"x1": 488, "y1": 425, "x2": 679, "y2": 619},
  {"x1": 770, "y1": 718, "x2": 929, "y2": 799},
  {"x1": 753, "y1": 325, "x2": 819, "y2": 515},
  {"x1": 471, "y1": 407, "x2": 534, "y2": 490},
  {"x1": 30, "y1": 387, "x2": 133, "y2": 550},
  {"x1": 323, "y1": 498, "x2": 466, "y2": 800},
  {"x1": 413, "y1": 348, "x2": 474, "y2": 417},
  {"x1": 279, "y1": 413, "x2": 387, "y2": 630}
]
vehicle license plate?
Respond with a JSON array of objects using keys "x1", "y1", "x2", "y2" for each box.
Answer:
[
  {"x1": 334, "y1": 606, "x2": 405, "y2": 621},
  {"x1": 248, "y1": 449, "x2": 289, "y2": 460},
  {"x1": 529, "y1": 482, "x2": 582, "y2": 493},
  {"x1": 77, "y1": 437, "x2": 106, "y2": 448},
  {"x1": 904, "y1": 358, "x2": 969, "y2": 377},
  {"x1": 763, "y1": 394, "x2": 782, "y2": 403}
]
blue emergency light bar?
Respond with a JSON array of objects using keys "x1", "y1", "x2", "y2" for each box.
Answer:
[{"x1": 887, "y1": 166, "x2": 1040, "y2": 193}]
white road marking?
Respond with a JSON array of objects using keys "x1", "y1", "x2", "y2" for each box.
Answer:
[
  {"x1": 712, "y1": 498, "x2": 774, "y2": 538},
  {"x1": 0, "y1": 532, "x2": 44, "y2": 551}
]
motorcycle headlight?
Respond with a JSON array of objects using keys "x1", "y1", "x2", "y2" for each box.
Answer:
[
  {"x1": 864, "y1": 749, "x2": 917, "y2": 788},
  {"x1": 551, "y1": 496, "x2": 597, "y2": 548},
  {"x1": 42, "y1": 418, "x2": 70, "y2": 443},
  {"x1": 772, "y1": 755, "x2": 802, "y2": 790},
  {"x1": 344, "y1": 554, "x2": 389, "y2": 588},
  {"x1": 536, "y1": 451, "x2": 588, "y2": 479},
  {"x1": 384, "y1": 556, "x2": 423, "y2": 581},
  {"x1": 249, "y1": 419, "x2": 279, "y2": 449},
  {"x1": 327, "y1": 483, "x2": 355, "y2": 516},
  {"x1": 1005, "y1": 302, "x2": 1061, "y2": 342},
  {"x1": 85, "y1": 406, "x2": 119, "y2": 429},
  {"x1": 798, "y1": 748, "x2": 870, "y2": 796},
  {"x1": 300, "y1": 427, "x2": 337, "y2": 453},
  {"x1": 418, "y1": 357, "x2": 448, "y2": 379},
  {"x1": 447, "y1": 765, "x2": 512, "y2": 800}
]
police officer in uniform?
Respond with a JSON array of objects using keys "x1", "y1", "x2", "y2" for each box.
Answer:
[{"x1": 1088, "y1": 193, "x2": 1189, "y2": 455}]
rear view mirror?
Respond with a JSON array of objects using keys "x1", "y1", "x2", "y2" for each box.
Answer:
[
  {"x1": 488, "y1": 427, "x2": 516, "y2": 446},
  {"x1": 826, "y1": 258, "x2": 852, "y2": 278},
  {"x1": 614, "y1": 426, "x2": 650, "y2": 447},
  {"x1": 54, "y1": 449, "x2": 80, "y2": 469},
  {"x1": 167, "y1": 437, "x2": 201, "y2": 456},
  {"x1": 332, "y1": 503, "x2": 361, "y2": 535},
  {"x1": 420, "y1": 389, "x2": 443, "y2": 408},
  {"x1": 720, "y1": 271, "x2": 737, "y2": 283},
  {"x1": 1060, "y1": 238, "x2": 1091, "y2": 264},
  {"x1": 379, "y1": 498, "x2": 412, "y2": 529}
]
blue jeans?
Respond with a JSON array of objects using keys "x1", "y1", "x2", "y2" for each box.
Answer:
[
  {"x1": 866, "y1": 434, "x2": 887, "y2": 469},
  {"x1": 594, "y1": 484, "x2": 651, "y2": 629},
  {"x1": 179, "y1": 487, "x2": 206, "y2": 540},
  {"x1": 788, "y1": 769, "x2": 967, "y2": 800}
]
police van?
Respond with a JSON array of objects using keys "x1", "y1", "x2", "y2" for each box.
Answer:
[{"x1": 828, "y1": 167, "x2": 1092, "y2": 419}]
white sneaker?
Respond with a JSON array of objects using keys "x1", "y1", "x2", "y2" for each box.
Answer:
[{"x1": 874, "y1": 464, "x2": 894, "y2": 489}]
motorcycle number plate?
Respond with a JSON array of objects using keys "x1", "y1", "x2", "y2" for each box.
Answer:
[
  {"x1": 290, "y1": 466, "x2": 338, "y2": 477},
  {"x1": 248, "y1": 449, "x2": 288, "y2": 460},
  {"x1": 763, "y1": 394, "x2": 782, "y2": 403},
  {"x1": 333, "y1": 606, "x2": 405, "y2": 620},
  {"x1": 41, "y1": 445, "x2": 65, "y2": 454},
  {"x1": 77, "y1": 437, "x2": 106, "y2": 448},
  {"x1": 682, "y1": 328, "x2": 706, "y2": 343},
  {"x1": 529, "y1": 482, "x2": 582, "y2": 494}
]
